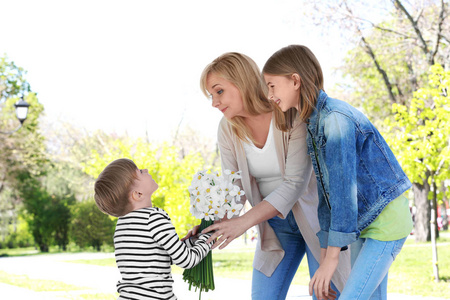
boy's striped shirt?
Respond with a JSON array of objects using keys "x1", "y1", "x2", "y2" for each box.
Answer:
[{"x1": 114, "y1": 207, "x2": 211, "y2": 300}]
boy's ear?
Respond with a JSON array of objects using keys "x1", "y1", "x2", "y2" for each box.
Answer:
[
  {"x1": 130, "y1": 190, "x2": 142, "y2": 202},
  {"x1": 291, "y1": 73, "x2": 301, "y2": 90}
]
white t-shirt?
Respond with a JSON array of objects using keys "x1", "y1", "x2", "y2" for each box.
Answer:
[{"x1": 243, "y1": 120, "x2": 283, "y2": 198}]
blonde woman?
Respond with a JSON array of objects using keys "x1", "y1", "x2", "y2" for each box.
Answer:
[{"x1": 198, "y1": 52, "x2": 350, "y2": 300}]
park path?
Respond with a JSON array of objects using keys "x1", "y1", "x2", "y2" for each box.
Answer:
[{"x1": 0, "y1": 252, "x2": 447, "y2": 300}]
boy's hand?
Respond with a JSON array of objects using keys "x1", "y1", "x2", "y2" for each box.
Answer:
[{"x1": 181, "y1": 225, "x2": 200, "y2": 241}]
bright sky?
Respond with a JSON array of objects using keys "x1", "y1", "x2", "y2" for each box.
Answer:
[{"x1": 1, "y1": 0, "x2": 347, "y2": 143}]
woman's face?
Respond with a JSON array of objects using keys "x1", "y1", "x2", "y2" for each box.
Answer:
[
  {"x1": 264, "y1": 73, "x2": 300, "y2": 112},
  {"x1": 206, "y1": 72, "x2": 248, "y2": 119}
]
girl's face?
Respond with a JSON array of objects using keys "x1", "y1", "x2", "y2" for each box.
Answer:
[
  {"x1": 206, "y1": 72, "x2": 249, "y2": 119},
  {"x1": 264, "y1": 73, "x2": 300, "y2": 112}
]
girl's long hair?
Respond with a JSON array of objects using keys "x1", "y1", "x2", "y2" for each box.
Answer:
[{"x1": 263, "y1": 45, "x2": 324, "y2": 130}]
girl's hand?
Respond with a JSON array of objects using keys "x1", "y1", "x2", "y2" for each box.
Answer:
[
  {"x1": 180, "y1": 225, "x2": 200, "y2": 241},
  {"x1": 309, "y1": 246, "x2": 340, "y2": 300}
]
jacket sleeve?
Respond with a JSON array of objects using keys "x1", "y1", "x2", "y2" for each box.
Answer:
[
  {"x1": 148, "y1": 209, "x2": 212, "y2": 269},
  {"x1": 217, "y1": 118, "x2": 247, "y2": 205},
  {"x1": 323, "y1": 112, "x2": 358, "y2": 248},
  {"x1": 264, "y1": 120, "x2": 314, "y2": 218}
]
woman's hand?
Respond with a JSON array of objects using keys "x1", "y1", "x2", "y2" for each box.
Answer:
[
  {"x1": 180, "y1": 225, "x2": 200, "y2": 242},
  {"x1": 202, "y1": 200, "x2": 279, "y2": 250},
  {"x1": 202, "y1": 217, "x2": 249, "y2": 250}
]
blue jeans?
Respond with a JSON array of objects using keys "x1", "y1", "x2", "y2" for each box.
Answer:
[
  {"x1": 340, "y1": 237, "x2": 407, "y2": 299},
  {"x1": 252, "y1": 211, "x2": 340, "y2": 300}
]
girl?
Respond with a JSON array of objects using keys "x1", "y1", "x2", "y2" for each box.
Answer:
[
  {"x1": 262, "y1": 45, "x2": 413, "y2": 300},
  {"x1": 198, "y1": 52, "x2": 350, "y2": 299}
]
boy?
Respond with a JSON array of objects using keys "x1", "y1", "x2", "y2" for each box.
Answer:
[{"x1": 94, "y1": 158, "x2": 213, "y2": 300}]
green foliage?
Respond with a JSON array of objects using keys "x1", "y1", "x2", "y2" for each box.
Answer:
[
  {"x1": 342, "y1": 22, "x2": 427, "y2": 121},
  {"x1": 385, "y1": 64, "x2": 450, "y2": 200},
  {"x1": 3, "y1": 215, "x2": 33, "y2": 249},
  {"x1": 18, "y1": 171, "x2": 75, "y2": 252},
  {"x1": 1, "y1": 56, "x2": 48, "y2": 250},
  {"x1": 0, "y1": 55, "x2": 30, "y2": 102},
  {"x1": 339, "y1": 2, "x2": 448, "y2": 128},
  {"x1": 82, "y1": 138, "x2": 206, "y2": 234},
  {"x1": 70, "y1": 199, "x2": 116, "y2": 251}
]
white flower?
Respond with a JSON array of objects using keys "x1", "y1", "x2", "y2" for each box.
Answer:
[
  {"x1": 224, "y1": 170, "x2": 242, "y2": 183},
  {"x1": 226, "y1": 201, "x2": 244, "y2": 219},
  {"x1": 188, "y1": 169, "x2": 245, "y2": 221}
]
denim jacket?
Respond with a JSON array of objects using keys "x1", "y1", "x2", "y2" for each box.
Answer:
[{"x1": 306, "y1": 90, "x2": 411, "y2": 249}]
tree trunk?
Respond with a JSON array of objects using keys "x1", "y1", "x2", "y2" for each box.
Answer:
[
  {"x1": 430, "y1": 180, "x2": 440, "y2": 282},
  {"x1": 413, "y1": 179, "x2": 431, "y2": 242},
  {"x1": 39, "y1": 243, "x2": 49, "y2": 253},
  {"x1": 432, "y1": 183, "x2": 440, "y2": 239},
  {"x1": 440, "y1": 201, "x2": 448, "y2": 230}
]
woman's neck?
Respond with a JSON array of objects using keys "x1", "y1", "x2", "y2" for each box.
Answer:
[{"x1": 244, "y1": 112, "x2": 272, "y2": 149}]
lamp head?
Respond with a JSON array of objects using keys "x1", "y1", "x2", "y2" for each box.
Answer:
[{"x1": 14, "y1": 96, "x2": 30, "y2": 124}]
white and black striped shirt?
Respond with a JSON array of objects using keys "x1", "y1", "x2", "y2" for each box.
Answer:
[{"x1": 114, "y1": 207, "x2": 212, "y2": 300}]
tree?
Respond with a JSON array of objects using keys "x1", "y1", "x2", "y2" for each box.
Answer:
[
  {"x1": 41, "y1": 163, "x2": 79, "y2": 251},
  {"x1": 82, "y1": 137, "x2": 207, "y2": 235},
  {"x1": 305, "y1": 0, "x2": 449, "y2": 121},
  {"x1": 17, "y1": 172, "x2": 54, "y2": 252},
  {"x1": 305, "y1": 0, "x2": 449, "y2": 242},
  {"x1": 385, "y1": 64, "x2": 449, "y2": 280},
  {"x1": 70, "y1": 199, "x2": 116, "y2": 251},
  {"x1": 0, "y1": 55, "x2": 47, "y2": 246}
]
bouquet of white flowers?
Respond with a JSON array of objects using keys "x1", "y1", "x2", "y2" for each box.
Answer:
[{"x1": 183, "y1": 169, "x2": 245, "y2": 298}]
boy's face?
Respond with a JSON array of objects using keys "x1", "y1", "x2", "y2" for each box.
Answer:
[{"x1": 134, "y1": 168, "x2": 158, "y2": 205}]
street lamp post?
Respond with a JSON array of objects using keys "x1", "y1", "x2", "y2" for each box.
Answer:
[{"x1": 0, "y1": 95, "x2": 31, "y2": 134}]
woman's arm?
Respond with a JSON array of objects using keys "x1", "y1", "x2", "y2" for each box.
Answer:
[
  {"x1": 264, "y1": 120, "x2": 313, "y2": 218},
  {"x1": 204, "y1": 118, "x2": 311, "y2": 249},
  {"x1": 203, "y1": 120, "x2": 279, "y2": 248}
]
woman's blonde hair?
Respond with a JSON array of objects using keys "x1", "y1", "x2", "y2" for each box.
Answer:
[
  {"x1": 263, "y1": 45, "x2": 324, "y2": 130},
  {"x1": 200, "y1": 52, "x2": 276, "y2": 144},
  {"x1": 94, "y1": 158, "x2": 139, "y2": 217}
]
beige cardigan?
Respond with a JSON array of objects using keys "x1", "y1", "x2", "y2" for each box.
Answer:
[{"x1": 217, "y1": 115, "x2": 350, "y2": 292}]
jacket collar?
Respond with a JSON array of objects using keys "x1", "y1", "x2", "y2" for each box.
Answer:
[{"x1": 307, "y1": 90, "x2": 327, "y2": 135}]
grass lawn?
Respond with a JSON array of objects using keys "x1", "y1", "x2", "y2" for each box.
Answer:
[
  {"x1": 0, "y1": 270, "x2": 86, "y2": 292},
  {"x1": 387, "y1": 234, "x2": 450, "y2": 297},
  {"x1": 1, "y1": 231, "x2": 449, "y2": 298},
  {"x1": 69, "y1": 232, "x2": 450, "y2": 298}
]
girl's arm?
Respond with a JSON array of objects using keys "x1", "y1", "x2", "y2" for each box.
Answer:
[
  {"x1": 321, "y1": 112, "x2": 359, "y2": 248},
  {"x1": 149, "y1": 209, "x2": 212, "y2": 269},
  {"x1": 309, "y1": 246, "x2": 341, "y2": 300}
]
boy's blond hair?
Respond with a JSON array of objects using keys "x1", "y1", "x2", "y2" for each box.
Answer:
[
  {"x1": 94, "y1": 158, "x2": 139, "y2": 217},
  {"x1": 263, "y1": 45, "x2": 324, "y2": 131},
  {"x1": 200, "y1": 52, "x2": 279, "y2": 145}
]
